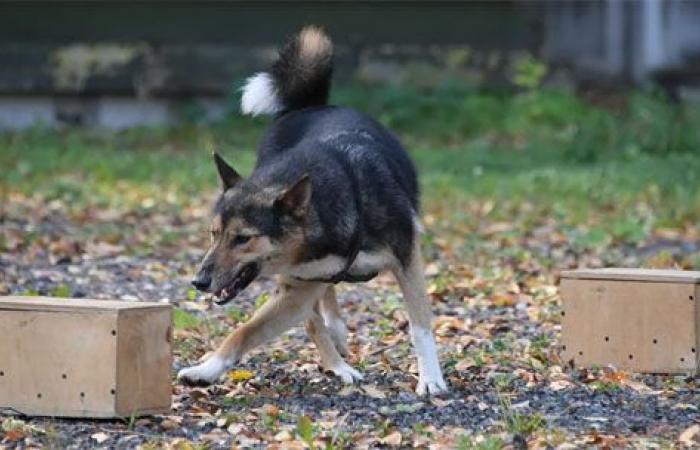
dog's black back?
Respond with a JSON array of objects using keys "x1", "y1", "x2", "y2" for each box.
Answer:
[
  {"x1": 238, "y1": 27, "x2": 420, "y2": 270},
  {"x1": 252, "y1": 106, "x2": 419, "y2": 266}
]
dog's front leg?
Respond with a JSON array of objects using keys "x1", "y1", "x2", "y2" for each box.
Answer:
[
  {"x1": 319, "y1": 285, "x2": 349, "y2": 356},
  {"x1": 178, "y1": 278, "x2": 325, "y2": 386},
  {"x1": 306, "y1": 301, "x2": 362, "y2": 384}
]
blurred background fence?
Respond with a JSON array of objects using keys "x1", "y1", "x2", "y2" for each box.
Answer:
[{"x1": 1, "y1": 0, "x2": 700, "y2": 130}]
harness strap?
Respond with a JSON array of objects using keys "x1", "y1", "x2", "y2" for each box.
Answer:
[{"x1": 293, "y1": 136, "x2": 367, "y2": 284}]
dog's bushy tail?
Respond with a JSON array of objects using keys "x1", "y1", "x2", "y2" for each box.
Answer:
[{"x1": 241, "y1": 26, "x2": 333, "y2": 116}]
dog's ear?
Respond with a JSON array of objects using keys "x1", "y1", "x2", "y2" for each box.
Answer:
[
  {"x1": 274, "y1": 174, "x2": 311, "y2": 219},
  {"x1": 213, "y1": 152, "x2": 241, "y2": 191}
]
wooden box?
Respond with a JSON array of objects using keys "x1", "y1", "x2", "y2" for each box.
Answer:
[
  {"x1": 0, "y1": 296, "x2": 172, "y2": 418},
  {"x1": 560, "y1": 268, "x2": 700, "y2": 374}
]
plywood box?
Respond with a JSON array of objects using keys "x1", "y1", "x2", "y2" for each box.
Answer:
[
  {"x1": 0, "y1": 296, "x2": 172, "y2": 417},
  {"x1": 560, "y1": 268, "x2": 700, "y2": 374}
]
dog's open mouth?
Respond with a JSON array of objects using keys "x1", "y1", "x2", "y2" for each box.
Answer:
[{"x1": 213, "y1": 263, "x2": 260, "y2": 305}]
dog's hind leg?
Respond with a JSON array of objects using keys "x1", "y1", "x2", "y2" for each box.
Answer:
[
  {"x1": 178, "y1": 278, "x2": 325, "y2": 386},
  {"x1": 319, "y1": 286, "x2": 349, "y2": 356},
  {"x1": 306, "y1": 300, "x2": 363, "y2": 384},
  {"x1": 392, "y1": 238, "x2": 448, "y2": 396}
]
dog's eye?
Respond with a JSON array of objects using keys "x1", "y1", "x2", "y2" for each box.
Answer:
[{"x1": 232, "y1": 235, "x2": 252, "y2": 246}]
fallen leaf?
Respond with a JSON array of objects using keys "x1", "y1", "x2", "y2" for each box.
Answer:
[
  {"x1": 85, "y1": 240, "x2": 125, "y2": 258},
  {"x1": 91, "y1": 432, "x2": 109, "y2": 444},
  {"x1": 679, "y1": 424, "x2": 700, "y2": 447},
  {"x1": 673, "y1": 403, "x2": 698, "y2": 411},
  {"x1": 228, "y1": 369, "x2": 254, "y2": 382},
  {"x1": 4, "y1": 429, "x2": 26, "y2": 442},
  {"x1": 492, "y1": 293, "x2": 516, "y2": 307},
  {"x1": 380, "y1": 431, "x2": 402, "y2": 446},
  {"x1": 361, "y1": 384, "x2": 387, "y2": 399},
  {"x1": 227, "y1": 423, "x2": 245, "y2": 435},
  {"x1": 262, "y1": 403, "x2": 280, "y2": 417},
  {"x1": 549, "y1": 380, "x2": 574, "y2": 391},
  {"x1": 431, "y1": 397, "x2": 453, "y2": 407},
  {"x1": 274, "y1": 430, "x2": 293, "y2": 441},
  {"x1": 189, "y1": 389, "x2": 209, "y2": 402}
]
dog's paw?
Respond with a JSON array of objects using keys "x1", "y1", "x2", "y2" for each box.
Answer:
[
  {"x1": 177, "y1": 356, "x2": 226, "y2": 386},
  {"x1": 328, "y1": 362, "x2": 364, "y2": 384},
  {"x1": 416, "y1": 376, "x2": 448, "y2": 396}
]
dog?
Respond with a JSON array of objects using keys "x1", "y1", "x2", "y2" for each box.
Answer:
[{"x1": 177, "y1": 26, "x2": 448, "y2": 395}]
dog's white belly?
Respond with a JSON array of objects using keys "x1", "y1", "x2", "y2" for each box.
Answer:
[{"x1": 290, "y1": 249, "x2": 396, "y2": 280}]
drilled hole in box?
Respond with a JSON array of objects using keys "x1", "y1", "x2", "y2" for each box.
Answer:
[
  {"x1": 111, "y1": 330, "x2": 117, "y2": 336},
  {"x1": 110, "y1": 389, "x2": 115, "y2": 395},
  {"x1": 80, "y1": 392, "x2": 85, "y2": 398},
  {"x1": 690, "y1": 296, "x2": 694, "y2": 301},
  {"x1": 604, "y1": 336, "x2": 609, "y2": 342},
  {"x1": 653, "y1": 339, "x2": 658, "y2": 344},
  {"x1": 0, "y1": 371, "x2": 4, "y2": 376},
  {"x1": 62, "y1": 373, "x2": 67, "y2": 379},
  {"x1": 561, "y1": 311, "x2": 566, "y2": 317},
  {"x1": 628, "y1": 354, "x2": 634, "y2": 360},
  {"x1": 681, "y1": 357, "x2": 686, "y2": 362},
  {"x1": 578, "y1": 351, "x2": 583, "y2": 356},
  {"x1": 37, "y1": 393, "x2": 42, "y2": 399},
  {"x1": 562, "y1": 345, "x2": 567, "y2": 351},
  {"x1": 693, "y1": 348, "x2": 696, "y2": 353}
]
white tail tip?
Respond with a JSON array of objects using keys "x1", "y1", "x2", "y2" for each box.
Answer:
[{"x1": 240, "y1": 72, "x2": 282, "y2": 116}]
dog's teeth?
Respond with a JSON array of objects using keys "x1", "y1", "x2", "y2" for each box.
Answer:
[{"x1": 221, "y1": 288, "x2": 228, "y2": 298}]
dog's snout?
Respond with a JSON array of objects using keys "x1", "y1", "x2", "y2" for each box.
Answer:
[{"x1": 191, "y1": 272, "x2": 212, "y2": 291}]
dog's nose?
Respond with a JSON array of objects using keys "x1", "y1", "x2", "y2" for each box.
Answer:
[{"x1": 191, "y1": 272, "x2": 212, "y2": 291}]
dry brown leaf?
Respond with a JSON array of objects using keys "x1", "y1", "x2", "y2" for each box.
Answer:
[
  {"x1": 362, "y1": 384, "x2": 387, "y2": 399},
  {"x1": 492, "y1": 293, "x2": 516, "y2": 307},
  {"x1": 91, "y1": 432, "x2": 110, "y2": 444},
  {"x1": 431, "y1": 397, "x2": 453, "y2": 407},
  {"x1": 273, "y1": 430, "x2": 294, "y2": 441},
  {"x1": 4, "y1": 429, "x2": 26, "y2": 442},
  {"x1": 679, "y1": 424, "x2": 700, "y2": 447},
  {"x1": 549, "y1": 380, "x2": 574, "y2": 391},
  {"x1": 337, "y1": 385, "x2": 359, "y2": 396},
  {"x1": 379, "y1": 431, "x2": 402, "y2": 446}
]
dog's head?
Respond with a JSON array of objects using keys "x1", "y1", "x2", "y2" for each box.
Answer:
[{"x1": 191, "y1": 153, "x2": 310, "y2": 305}]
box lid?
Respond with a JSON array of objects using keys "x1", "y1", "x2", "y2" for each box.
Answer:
[
  {"x1": 0, "y1": 296, "x2": 171, "y2": 313},
  {"x1": 560, "y1": 268, "x2": 700, "y2": 284}
]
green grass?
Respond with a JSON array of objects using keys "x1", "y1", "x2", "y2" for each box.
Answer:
[
  {"x1": 173, "y1": 309, "x2": 201, "y2": 330},
  {"x1": 498, "y1": 392, "x2": 545, "y2": 436},
  {"x1": 2, "y1": 83, "x2": 699, "y2": 258}
]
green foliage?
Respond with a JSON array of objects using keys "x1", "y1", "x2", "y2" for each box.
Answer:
[
  {"x1": 50, "y1": 284, "x2": 71, "y2": 298},
  {"x1": 591, "y1": 380, "x2": 622, "y2": 393},
  {"x1": 296, "y1": 415, "x2": 317, "y2": 449},
  {"x1": 457, "y1": 434, "x2": 505, "y2": 450},
  {"x1": 2, "y1": 418, "x2": 28, "y2": 433},
  {"x1": 173, "y1": 309, "x2": 201, "y2": 330},
  {"x1": 1, "y1": 83, "x2": 699, "y2": 253},
  {"x1": 226, "y1": 307, "x2": 249, "y2": 323},
  {"x1": 498, "y1": 393, "x2": 545, "y2": 436},
  {"x1": 512, "y1": 55, "x2": 547, "y2": 89}
]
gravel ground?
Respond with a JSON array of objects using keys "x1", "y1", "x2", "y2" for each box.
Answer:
[{"x1": 2, "y1": 249, "x2": 700, "y2": 449}]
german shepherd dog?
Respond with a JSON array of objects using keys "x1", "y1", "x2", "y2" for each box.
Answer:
[{"x1": 178, "y1": 26, "x2": 448, "y2": 395}]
